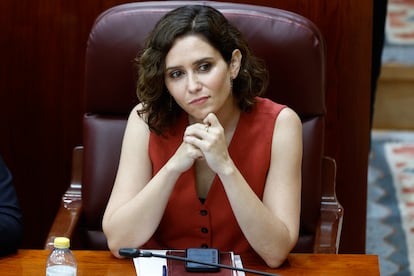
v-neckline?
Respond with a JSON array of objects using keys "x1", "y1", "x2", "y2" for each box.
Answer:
[{"x1": 187, "y1": 111, "x2": 243, "y2": 205}]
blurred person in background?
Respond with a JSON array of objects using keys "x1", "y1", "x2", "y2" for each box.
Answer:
[{"x1": 0, "y1": 154, "x2": 23, "y2": 256}]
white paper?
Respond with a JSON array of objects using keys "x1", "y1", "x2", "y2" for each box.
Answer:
[
  {"x1": 234, "y1": 255, "x2": 246, "y2": 276},
  {"x1": 133, "y1": 250, "x2": 167, "y2": 276}
]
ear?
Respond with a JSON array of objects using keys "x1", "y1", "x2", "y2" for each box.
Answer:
[{"x1": 230, "y1": 49, "x2": 242, "y2": 79}]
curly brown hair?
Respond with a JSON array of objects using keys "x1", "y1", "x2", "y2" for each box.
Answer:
[{"x1": 136, "y1": 5, "x2": 268, "y2": 135}]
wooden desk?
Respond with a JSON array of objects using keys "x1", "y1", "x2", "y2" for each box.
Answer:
[{"x1": 1, "y1": 250, "x2": 379, "y2": 275}]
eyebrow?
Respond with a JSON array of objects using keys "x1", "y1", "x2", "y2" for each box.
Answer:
[{"x1": 165, "y1": 57, "x2": 214, "y2": 72}]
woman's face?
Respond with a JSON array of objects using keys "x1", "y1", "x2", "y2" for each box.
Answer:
[{"x1": 164, "y1": 35, "x2": 241, "y2": 122}]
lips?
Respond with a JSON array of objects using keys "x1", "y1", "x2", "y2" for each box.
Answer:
[{"x1": 189, "y1": 96, "x2": 210, "y2": 105}]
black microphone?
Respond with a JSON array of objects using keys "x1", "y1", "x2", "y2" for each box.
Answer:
[{"x1": 119, "y1": 248, "x2": 280, "y2": 276}]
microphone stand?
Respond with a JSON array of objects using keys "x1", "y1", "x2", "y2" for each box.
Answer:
[{"x1": 119, "y1": 248, "x2": 280, "y2": 276}]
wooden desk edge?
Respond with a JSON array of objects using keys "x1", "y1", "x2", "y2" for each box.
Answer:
[{"x1": 1, "y1": 250, "x2": 380, "y2": 276}]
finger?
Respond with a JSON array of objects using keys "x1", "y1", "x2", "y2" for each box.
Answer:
[
  {"x1": 203, "y1": 113, "x2": 218, "y2": 127},
  {"x1": 182, "y1": 140, "x2": 204, "y2": 158},
  {"x1": 189, "y1": 147, "x2": 204, "y2": 159},
  {"x1": 184, "y1": 134, "x2": 207, "y2": 147},
  {"x1": 185, "y1": 140, "x2": 206, "y2": 161},
  {"x1": 185, "y1": 123, "x2": 210, "y2": 138}
]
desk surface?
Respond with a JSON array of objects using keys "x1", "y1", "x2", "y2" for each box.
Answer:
[{"x1": 1, "y1": 250, "x2": 379, "y2": 275}]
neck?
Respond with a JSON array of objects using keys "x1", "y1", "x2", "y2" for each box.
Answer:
[{"x1": 216, "y1": 99, "x2": 240, "y2": 131}]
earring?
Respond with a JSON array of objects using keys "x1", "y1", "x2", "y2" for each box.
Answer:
[
  {"x1": 230, "y1": 77, "x2": 233, "y2": 88},
  {"x1": 169, "y1": 95, "x2": 173, "y2": 111}
]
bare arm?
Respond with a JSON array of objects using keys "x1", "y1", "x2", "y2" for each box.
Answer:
[
  {"x1": 102, "y1": 105, "x2": 202, "y2": 257},
  {"x1": 185, "y1": 108, "x2": 302, "y2": 267},
  {"x1": 226, "y1": 108, "x2": 302, "y2": 267}
]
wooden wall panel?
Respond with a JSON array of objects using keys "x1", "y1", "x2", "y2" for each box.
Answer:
[
  {"x1": 0, "y1": 0, "x2": 134, "y2": 249},
  {"x1": 221, "y1": 0, "x2": 372, "y2": 253},
  {"x1": 0, "y1": 0, "x2": 372, "y2": 253}
]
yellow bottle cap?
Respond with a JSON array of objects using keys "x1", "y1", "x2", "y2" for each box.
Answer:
[{"x1": 53, "y1": 237, "x2": 70, "y2": 249}]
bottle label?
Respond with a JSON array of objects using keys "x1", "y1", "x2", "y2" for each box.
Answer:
[{"x1": 46, "y1": 265, "x2": 77, "y2": 276}]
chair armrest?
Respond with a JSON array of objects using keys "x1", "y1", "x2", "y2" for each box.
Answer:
[
  {"x1": 313, "y1": 156, "x2": 344, "y2": 253},
  {"x1": 44, "y1": 146, "x2": 83, "y2": 249}
]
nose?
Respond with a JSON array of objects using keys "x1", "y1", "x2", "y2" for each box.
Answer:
[{"x1": 187, "y1": 73, "x2": 201, "y2": 93}]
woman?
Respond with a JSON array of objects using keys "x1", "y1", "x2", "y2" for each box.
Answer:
[{"x1": 102, "y1": 5, "x2": 302, "y2": 268}]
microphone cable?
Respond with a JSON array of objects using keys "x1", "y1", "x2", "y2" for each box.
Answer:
[{"x1": 119, "y1": 248, "x2": 280, "y2": 276}]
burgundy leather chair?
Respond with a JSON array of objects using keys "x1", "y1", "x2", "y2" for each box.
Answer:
[{"x1": 45, "y1": 1, "x2": 343, "y2": 254}]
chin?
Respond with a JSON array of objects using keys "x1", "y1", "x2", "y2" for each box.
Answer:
[{"x1": 189, "y1": 112, "x2": 209, "y2": 123}]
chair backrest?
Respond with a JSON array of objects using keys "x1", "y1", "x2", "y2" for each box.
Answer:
[{"x1": 81, "y1": 1, "x2": 326, "y2": 252}]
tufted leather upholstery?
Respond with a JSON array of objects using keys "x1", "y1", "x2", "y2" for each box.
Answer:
[{"x1": 45, "y1": 1, "x2": 342, "y2": 254}]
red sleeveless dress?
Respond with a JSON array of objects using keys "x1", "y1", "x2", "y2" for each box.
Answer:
[{"x1": 143, "y1": 97, "x2": 285, "y2": 254}]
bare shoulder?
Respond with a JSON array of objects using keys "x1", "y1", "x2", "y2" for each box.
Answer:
[
  {"x1": 270, "y1": 106, "x2": 302, "y2": 158},
  {"x1": 127, "y1": 103, "x2": 149, "y2": 128},
  {"x1": 118, "y1": 103, "x2": 151, "y2": 174},
  {"x1": 274, "y1": 107, "x2": 302, "y2": 131},
  {"x1": 129, "y1": 103, "x2": 146, "y2": 119},
  {"x1": 121, "y1": 103, "x2": 150, "y2": 147}
]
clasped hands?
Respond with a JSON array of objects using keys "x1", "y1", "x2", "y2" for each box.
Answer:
[{"x1": 173, "y1": 113, "x2": 232, "y2": 175}]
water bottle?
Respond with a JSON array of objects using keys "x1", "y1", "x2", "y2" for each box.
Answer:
[{"x1": 46, "y1": 237, "x2": 77, "y2": 276}]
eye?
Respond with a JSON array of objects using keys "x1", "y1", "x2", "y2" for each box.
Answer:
[
  {"x1": 198, "y1": 63, "x2": 211, "y2": 72},
  {"x1": 169, "y1": 70, "x2": 184, "y2": 79}
]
